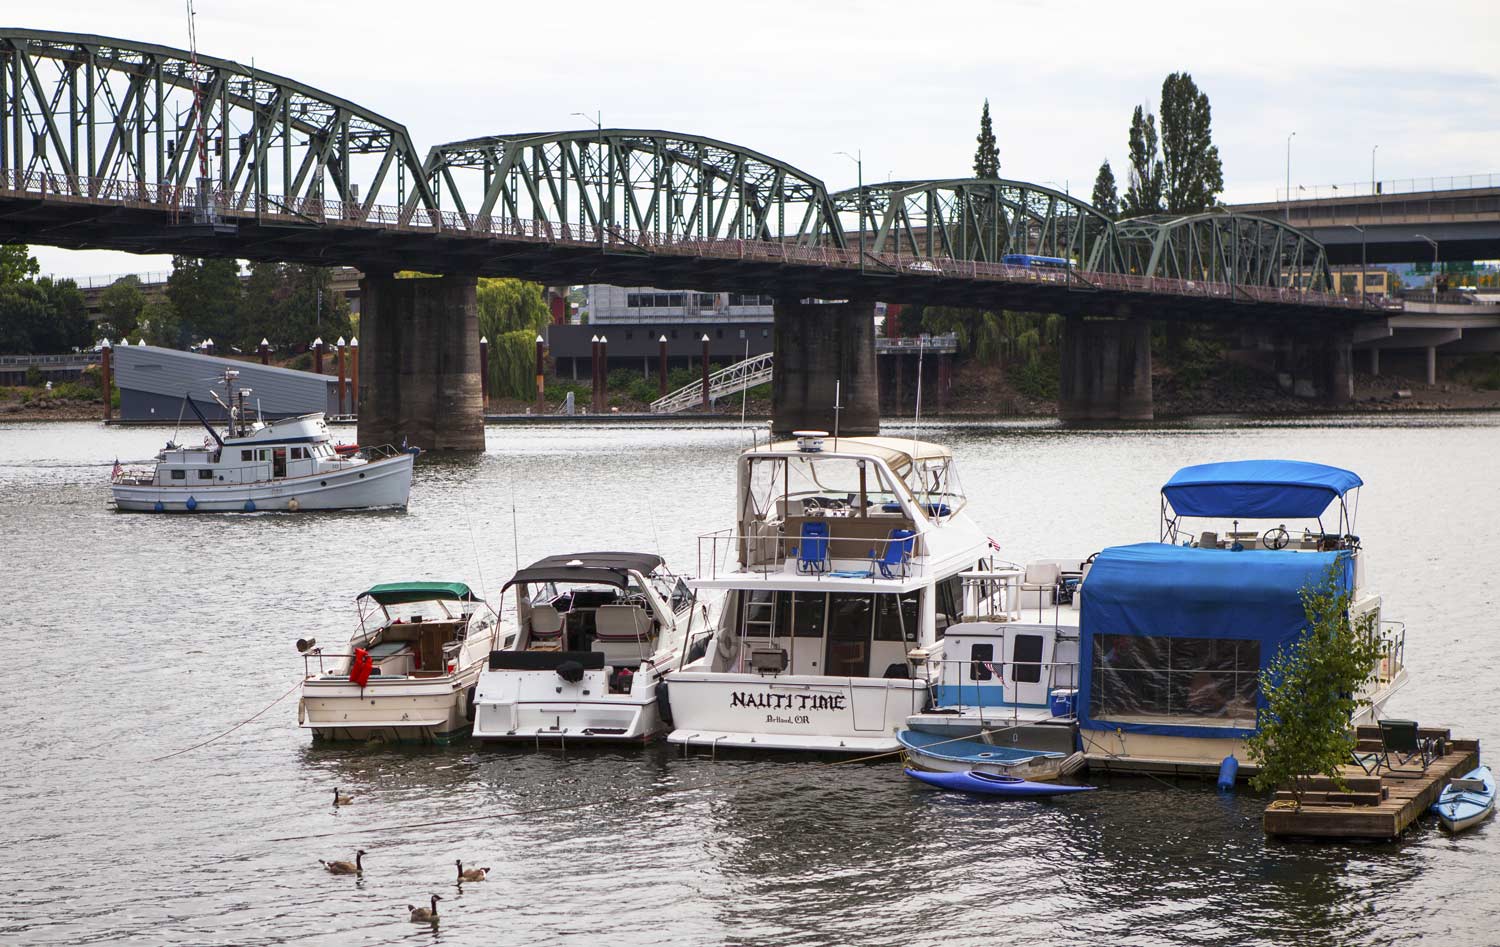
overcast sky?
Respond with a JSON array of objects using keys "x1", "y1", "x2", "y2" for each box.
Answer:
[{"x1": 21, "y1": 0, "x2": 1500, "y2": 278}]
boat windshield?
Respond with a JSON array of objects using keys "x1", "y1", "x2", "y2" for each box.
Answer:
[
  {"x1": 743, "y1": 454, "x2": 903, "y2": 520},
  {"x1": 903, "y1": 455, "x2": 966, "y2": 519}
]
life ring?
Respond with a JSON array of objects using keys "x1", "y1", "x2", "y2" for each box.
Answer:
[{"x1": 287, "y1": 498, "x2": 301, "y2": 512}]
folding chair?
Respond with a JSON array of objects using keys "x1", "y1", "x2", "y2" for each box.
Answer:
[
  {"x1": 1376, "y1": 719, "x2": 1435, "y2": 773},
  {"x1": 792, "y1": 521, "x2": 830, "y2": 574}
]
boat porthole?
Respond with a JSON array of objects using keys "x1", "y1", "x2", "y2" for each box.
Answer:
[
  {"x1": 358, "y1": 473, "x2": 365, "y2": 479},
  {"x1": 320, "y1": 480, "x2": 327, "y2": 487}
]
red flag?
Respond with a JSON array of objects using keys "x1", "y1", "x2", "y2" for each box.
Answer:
[{"x1": 349, "y1": 647, "x2": 373, "y2": 689}]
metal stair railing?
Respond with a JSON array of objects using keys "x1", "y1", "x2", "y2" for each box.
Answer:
[{"x1": 650, "y1": 351, "x2": 774, "y2": 414}]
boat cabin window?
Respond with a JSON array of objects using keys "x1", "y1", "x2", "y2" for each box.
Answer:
[
  {"x1": 1011, "y1": 634, "x2": 1044, "y2": 683},
  {"x1": 744, "y1": 454, "x2": 903, "y2": 521},
  {"x1": 170, "y1": 469, "x2": 186, "y2": 480},
  {"x1": 935, "y1": 574, "x2": 963, "y2": 636},
  {"x1": 241, "y1": 449, "x2": 253, "y2": 461},
  {"x1": 273, "y1": 448, "x2": 287, "y2": 478},
  {"x1": 792, "y1": 592, "x2": 825, "y2": 637},
  {"x1": 197, "y1": 469, "x2": 213, "y2": 480},
  {"x1": 970, "y1": 642, "x2": 994, "y2": 680},
  {"x1": 873, "y1": 591, "x2": 919, "y2": 643},
  {"x1": 1090, "y1": 634, "x2": 1260, "y2": 720},
  {"x1": 903, "y1": 456, "x2": 966, "y2": 518}
]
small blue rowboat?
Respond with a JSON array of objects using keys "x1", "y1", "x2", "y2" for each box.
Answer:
[
  {"x1": 1431, "y1": 765, "x2": 1495, "y2": 834},
  {"x1": 905, "y1": 767, "x2": 1097, "y2": 798},
  {"x1": 897, "y1": 729, "x2": 1083, "y2": 779}
]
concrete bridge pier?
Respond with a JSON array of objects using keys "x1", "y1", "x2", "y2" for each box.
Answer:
[
  {"x1": 771, "y1": 298, "x2": 879, "y2": 436},
  {"x1": 1275, "y1": 330, "x2": 1354, "y2": 404},
  {"x1": 1058, "y1": 316, "x2": 1154, "y2": 420},
  {"x1": 357, "y1": 272, "x2": 486, "y2": 452}
]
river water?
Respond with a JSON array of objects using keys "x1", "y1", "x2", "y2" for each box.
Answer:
[{"x1": 2, "y1": 416, "x2": 1497, "y2": 946}]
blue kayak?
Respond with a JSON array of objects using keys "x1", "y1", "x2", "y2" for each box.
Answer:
[
  {"x1": 905, "y1": 767, "x2": 1096, "y2": 798},
  {"x1": 1431, "y1": 765, "x2": 1495, "y2": 834}
]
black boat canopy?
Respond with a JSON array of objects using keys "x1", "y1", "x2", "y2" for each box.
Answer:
[{"x1": 503, "y1": 551, "x2": 664, "y2": 591}]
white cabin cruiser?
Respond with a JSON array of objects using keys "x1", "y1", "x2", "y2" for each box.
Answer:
[
  {"x1": 111, "y1": 370, "x2": 415, "y2": 512},
  {"x1": 666, "y1": 433, "x2": 1003, "y2": 755},
  {"x1": 471, "y1": 552, "x2": 714, "y2": 744},
  {"x1": 299, "y1": 582, "x2": 506, "y2": 743},
  {"x1": 1074, "y1": 460, "x2": 1408, "y2": 777}
]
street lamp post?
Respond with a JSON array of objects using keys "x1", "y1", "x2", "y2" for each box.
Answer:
[
  {"x1": 1371, "y1": 144, "x2": 1379, "y2": 195},
  {"x1": 836, "y1": 150, "x2": 864, "y2": 275},
  {"x1": 573, "y1": 110, "x2": 604, "y2": 252},
  {"x1": 1284, "y1": 131, "x2": 1296, "y2": 223},
  {"x1": 1416, "y1": 234, "x2": 1439, "y2": 305},
  {"x1": 1347, "y1": 225, "x2": 1367, "y2": 308}
]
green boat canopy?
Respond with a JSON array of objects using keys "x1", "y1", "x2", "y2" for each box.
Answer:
[{"x1": 358, "y1": 581, "x2": 477, "y2": 606}]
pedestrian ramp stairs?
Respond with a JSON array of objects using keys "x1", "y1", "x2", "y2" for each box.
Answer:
[{"x1": 650, "y1": 351, "x2": 773, "y2": 414}]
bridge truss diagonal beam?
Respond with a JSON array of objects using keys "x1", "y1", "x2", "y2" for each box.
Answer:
[
  {"x1": 830, "y1": 178, "x2": 1123, "y2": 273},
  {"x1": 423, "y1": 129, "x2": 846, "y2": 249},
  {"x1": 0, "y1": 28, "x2": 436, "y2": 225},
  {"x1": 1114, "y1": 212, "x2": 1331, "y2": 292}
]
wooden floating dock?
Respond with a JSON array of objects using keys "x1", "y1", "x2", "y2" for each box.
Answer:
[{"x1": 1263, "y1": 726, "x2": 1480, "y2": 840}]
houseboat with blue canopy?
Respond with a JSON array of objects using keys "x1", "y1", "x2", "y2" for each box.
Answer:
[
  {"x1": 1077, "y1": 459, "x2": 1408, "y2": 776},
  {"x1": 298, "y1": 581, "x2": 507, "y2": 742}
]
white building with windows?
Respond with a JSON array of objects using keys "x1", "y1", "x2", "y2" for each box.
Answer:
[{"x1": 584, "y1": 285, "x2": 775, "y2": 324}]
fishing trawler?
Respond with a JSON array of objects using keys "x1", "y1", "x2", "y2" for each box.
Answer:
[
  {"x1": 298, "y1": 581, "x2": 507, "y2": 742},
  {"x1": 665, "y1": 433, "x2": 1006, "y2": 754},
  {"x1": 471, "y1": 552, "x2": 714, "y2": 743},
  {"x1": 110, "y1": 369, "x2": 415, "y2": 512}
]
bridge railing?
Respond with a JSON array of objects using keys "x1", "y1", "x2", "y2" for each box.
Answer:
[
  {"x1": 0, "y1": 167, "x2": 1375, "y2": 312},
  {"x1": 1278, "y1": 172, "x2": 1500, "y2": 202}
]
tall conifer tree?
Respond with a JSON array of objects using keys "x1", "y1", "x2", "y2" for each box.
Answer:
[{"x1": 973, "y1": 100, "x2": 999, "y2": 178}]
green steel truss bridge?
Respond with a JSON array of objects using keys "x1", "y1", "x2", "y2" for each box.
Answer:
[{"x1": 0, "y1": 28, "x2": 1361, "y2": 323}]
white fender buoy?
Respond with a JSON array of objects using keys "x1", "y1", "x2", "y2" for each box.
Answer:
[{"x1": 288, "y1": 498, "x2": 301, "y2": 512}]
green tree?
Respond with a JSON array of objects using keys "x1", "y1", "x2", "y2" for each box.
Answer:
[
  {"x1": 1246, "y1": 565, "x2": 1385, "y2": 809},
  {"x1": 1122, "y1": 105, "x2": 1164, "y2": 217},
  {"x1": 973, "y1": 99, "x2": 999, "y2": 178},
  {"x1": 1091, "y1": 160, "x2": 1120, "y2": 219},
  {"x1": 1, "y1": 243, "x2": 40, "y2": 285},
  {"x1": 236, "y1": 262, "x2": 349, "y2": 351},
  {"x1": 476, "y1": 278, "x2": 551, "y2": 400},
  {"x1": 99, "y1": 275, "x2": 146, "y2": 341},
  {"x1": 0, "y1": 277, "x2": 89, "y2": 354},
  {"x1": 139, "y1": 297, "x2": 183, "y2": 347},
  {"x1": 166, "y1": 256, "x2": 243, "y2": 343},
  {"x1": 1159, "y1": 72, "x2": 1224, "y2": 214}
]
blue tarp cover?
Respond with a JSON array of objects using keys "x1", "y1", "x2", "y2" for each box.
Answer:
[
  {"x1": 1162, "y1": 459, "x2": 1363, "y2": 519},
  {"x1": 1078, "y1": 542, "x2": 1352, "y2": 737}
]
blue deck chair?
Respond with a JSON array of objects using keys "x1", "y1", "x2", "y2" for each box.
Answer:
[
  {"x1": 875, "y1": 528, "x2": 916, "y2": 579},
  {"x1": 793, "y1": 521, "x2": 831, "y2": 574}
]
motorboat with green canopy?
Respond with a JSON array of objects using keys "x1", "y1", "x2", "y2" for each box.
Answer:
[
  {"x1": 1075, "y1": 459, "x2": 1407, "y2": 777},
  {"x1": 471, "y1": 551, "x2": 714, "y2": 744},
  {"x1": 298, "y1": 580, "x2": 508, "y2": 743}
]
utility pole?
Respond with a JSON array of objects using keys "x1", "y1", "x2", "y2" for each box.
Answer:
[
  {"x1": 573, "y1": 111, "x2": 604, "y2": 252},
  {"x1": 1284, "y1": 131, "x2": 1296, "y2": 225},
  {"x1": 1417, "y1": 234, "x2": 1439, "y2": 305},
  {"x1": 837, "y1": 150, "x2": 864, "y2": 275},
  {"x1": 1371, "y1": 144, "x2": 1379, "y2": 194}
]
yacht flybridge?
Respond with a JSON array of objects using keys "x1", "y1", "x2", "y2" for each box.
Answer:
[
  {"x1": 471, "y1": 552, "x2": 713, "y2": 743},
  {"x1": 666, "y1": 433, "x2": 1003, "y2": 754},
  {"x1": 110, "y1": 370, "x2": 416, "y2": 512}
]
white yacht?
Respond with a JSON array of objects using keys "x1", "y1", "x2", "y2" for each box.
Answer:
[
  {"x1": 665, "y1": 433, "x2": 1003, "y2": 754},
  {"x1": 111, "y1": 370, "x2": 415, "y2": 512},
  {"x1": 1073, "y1": 460, "x2": 1408, "y2": 777},
  {"x1": 471, "y1": 553, "x2": 714, "y2": 744},
  {"x1": 298, "y1": 581, "x2": 506, "y2": 743}
]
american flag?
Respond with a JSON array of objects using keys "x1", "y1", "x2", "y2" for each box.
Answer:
[
  {"x1": 987, "y1": 536, "x2": 1002, "y2": 551},
  {"x1": 981, "y1": 661, "x2": 1006, "y2": 684},
  {"x1": 111, "y1": 458, "x2": 122, "y2": 480}
]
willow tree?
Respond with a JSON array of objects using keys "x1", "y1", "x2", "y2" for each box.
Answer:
[{"x1": 477, "y1": 278, "x2": 551, "y2": 399}]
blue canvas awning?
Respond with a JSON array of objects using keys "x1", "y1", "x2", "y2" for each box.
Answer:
[
  {"x1": 1162, "y1": 460, "x2": 1362, "y2": 519},
  {"x1": 1077, "y1": 542, "x2": 1353, "y2": 738}
]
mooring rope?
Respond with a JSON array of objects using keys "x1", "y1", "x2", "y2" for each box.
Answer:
[{"x1": 149, "y1": 679, "x2": 304, "y2": 763}]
